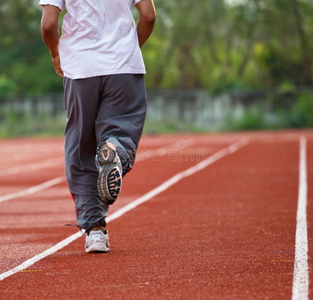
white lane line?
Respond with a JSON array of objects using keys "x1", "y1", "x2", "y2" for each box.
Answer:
[
  {"x1": 136, "y1": 138, "x2": 195, "y2": 162},
  {"x1": 0, "y1": 140, "x2": 191, "y2": 203},
  {"x1": 0, "y1": 177, "x2": 65, "y2": 204},
  {"x1": 0, "y1": 140, "x2": 188, "y2": 176},
  {"x1": 106, "y1": 137, "x2": 249, "y2": 220},
  {"x1": 0, "y1": 137, "x2": 249, "y2": 281},
  {"x1": 292, "y1": 136, "x2": 309, "y2": 300},
  {"x1": 0, "y1": 157, "x2": 64, "y2": 177}
]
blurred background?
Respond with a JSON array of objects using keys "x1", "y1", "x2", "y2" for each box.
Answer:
[{"x1": 0, "y1": 0, "x2": 313, "y2": 137}]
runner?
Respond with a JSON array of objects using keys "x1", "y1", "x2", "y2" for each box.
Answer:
[{"x1": 39, "y1": 0, "x2": 156, "y2": 253}]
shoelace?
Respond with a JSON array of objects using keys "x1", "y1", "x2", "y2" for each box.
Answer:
[{"x1": 64, "y1": 223, "x2": 86, "y2": 235}]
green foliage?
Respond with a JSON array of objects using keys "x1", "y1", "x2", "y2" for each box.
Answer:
[
  {"x1": 222, "y1": 110, "x2": 265, "y2": 131},
  {"x1": 1, "y1": 0, "x2": 313, "y2": 94},
  {"x1": 142, "y1": 0, "x2": 313, "y2": 90},
  {"x1": 11, "y1": 52, "x2": 63, "y2": 94},
  {"x1": 222, "y1": 91, "x2": 313, "y2": 131},
  {"x1": 0, "y1": 0, "x2": 63, "y2": 96},
  {"x1": 0, "y1": 110, "x2": 65, "y2": 138},
  {"x1": 278, "y1": 92, "x2": 313, "y2": 128},
  {"x1": 143, "y1": 118, "x2": 206, "y2": 134},
  {"x1": 0, "y1": 75, "x2": 16, "y2": 96}
]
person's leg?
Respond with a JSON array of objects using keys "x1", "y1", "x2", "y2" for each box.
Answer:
[
  {"x1": 96, "y1": 74, "x2": 147, "y2": 177},
  {"x1": 63, "y1": 77, "x2": 109, "y2": 232}
]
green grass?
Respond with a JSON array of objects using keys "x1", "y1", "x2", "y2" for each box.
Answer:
[
  {"x1": 143, "y1": 118, "x2": 207, "y2": 134},
  {"x1": 1, "y1": 91, "x2": 313, "y2": 138},
  {"x1": 0, "y1": 112, "x2": 66, "y2": 138}
]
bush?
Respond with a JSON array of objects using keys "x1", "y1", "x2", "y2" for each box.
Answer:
[
  {"x1": 222, "y1": 110, "x2": 264, "y2": 131},
  {"x1": 0, "y1": 75, "x2": 16, "y2": 97},
  {"x1": 279, "y1": 92, "x2": 313, "y2": 128}
]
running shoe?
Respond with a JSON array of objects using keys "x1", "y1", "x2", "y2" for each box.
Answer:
[
  {"x1": 85, "y1": 227, "x2": 110, "y2": 253},
  {"x1": 96, "y1": 142, "x2": 122, "y2": 205}
]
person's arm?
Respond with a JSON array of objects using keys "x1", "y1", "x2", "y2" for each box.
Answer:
[
  {"x1": 41, "y1": 5, "x2": 63, "y2": 78},
  {"x1": 135, "y1": 0, "x2": 156, "y2": 48}
]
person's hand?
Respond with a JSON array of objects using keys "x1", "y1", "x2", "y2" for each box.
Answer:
[{"x1": 51, "y1": 53, "x2": 64, "y2": 78}]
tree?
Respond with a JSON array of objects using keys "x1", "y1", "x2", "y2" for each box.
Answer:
[
  {"x1": 290, "y1": 0, "x2": 313, "y2": 85},
  {"x1": 1, "y1": 0, "x2": 313, "y2": 95},
  {"x1": 0, "y1": 0, "x2": 63, "y2": 96}
]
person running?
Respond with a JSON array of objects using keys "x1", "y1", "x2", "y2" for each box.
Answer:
[{"x1": 39, "y1": 0, "x2": 156, "y2": 253}]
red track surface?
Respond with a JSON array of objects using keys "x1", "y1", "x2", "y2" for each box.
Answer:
[{"x1": 0, "y1": 131, "x2": 313, "y2": 299}]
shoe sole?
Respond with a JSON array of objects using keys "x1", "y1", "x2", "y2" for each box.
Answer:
[
  {"x1": 96, "y1": 143, "x2": 122, "y2": 205},
  {"x1": 85, "y1": 243, "x2": 110, "y2": 253}
]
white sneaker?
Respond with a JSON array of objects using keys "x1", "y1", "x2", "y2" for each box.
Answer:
[
  {"x1": 85, "y1": 228, "x2": 110, "y2": 253},
  {"x1": 96, "y1": 142, "x2": 122, "y2": 205}
]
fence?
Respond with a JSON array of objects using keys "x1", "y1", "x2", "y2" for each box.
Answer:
[{"x1": 0, "y1": 89, "x2": 310, "y2": 136}]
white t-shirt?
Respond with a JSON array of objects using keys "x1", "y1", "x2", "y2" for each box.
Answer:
[{"x1": 39, "y1": 0, "x2": 146, "y2": 79}]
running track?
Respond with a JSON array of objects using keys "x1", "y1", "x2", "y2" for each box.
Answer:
[{"x1": 0, "y1": 131, "x2": 313, "y2": 299}]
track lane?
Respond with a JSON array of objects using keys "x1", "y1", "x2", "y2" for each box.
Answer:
[
  {"x1": 306, "y1": 139, "x2": 313, "y2": 300},
  {"x1": 0, "y1": 137, "x2": 248, "y2": 281},
  {"x1": 0, "y1": 135, "x2": 230, "y2": 275},
  {"x1": 0, "y1": 132, "x2": 309, "y2": 299}
]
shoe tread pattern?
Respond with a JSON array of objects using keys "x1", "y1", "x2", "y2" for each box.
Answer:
[{"x1": 96, "y1": 143, "x2": 122, "y2": 205}]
